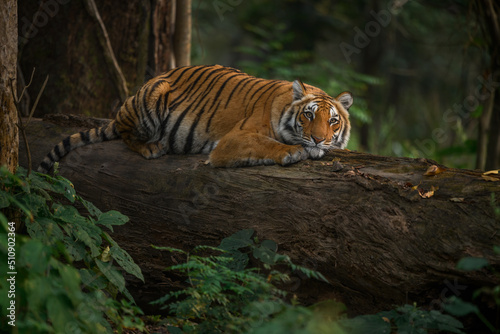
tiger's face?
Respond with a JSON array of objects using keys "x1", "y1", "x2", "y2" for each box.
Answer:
[{"x1": 281, "y1": 80, "x2": 352, "y2": 159}]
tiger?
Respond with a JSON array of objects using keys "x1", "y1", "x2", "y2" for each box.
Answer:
[{"x1": 38, "y1": 65, "x2": 352, "y2": 172}]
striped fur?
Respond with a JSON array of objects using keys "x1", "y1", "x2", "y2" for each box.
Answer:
[{"x1": 38, "y1": 65, "x2": 352, "y2": 172}]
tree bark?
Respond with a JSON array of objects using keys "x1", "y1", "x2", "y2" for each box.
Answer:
[
  {"x1": 173, "y1": 0, "x2": 191, "y2": 67},
  {"x1": 0, "y1": 0, "x2": 18, "y2": 172},
  {"x1": 476, "y1": 87, "x2": 494, "y2": 170},
  {"x1": 149, "y1": 0, "x2": 175, "y2": 75},
  {"x1": 475, "y1": 0, "x2": 500, "y2": 170},
  {"x1": 18, "y1": 0, "x2": 175, "y2": 118},
  {"x1": 23, "y1": 117, "x2": 500, "y2": 317}
]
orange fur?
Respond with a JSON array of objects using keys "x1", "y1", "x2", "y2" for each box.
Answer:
[{"x1": 38, "y1": 65, "x2": 353, "y2": 172}]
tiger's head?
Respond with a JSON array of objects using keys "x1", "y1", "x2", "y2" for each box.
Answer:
[{"x1": 280, "y1": 80, "x2": 352, "y2": 159}]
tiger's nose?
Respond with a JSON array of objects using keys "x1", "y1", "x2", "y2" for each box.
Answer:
[{"x1": 311, "y1": 135, "x2": 325, "y2": 144}]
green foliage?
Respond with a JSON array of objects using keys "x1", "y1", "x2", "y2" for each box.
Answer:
[
  {"x1": 151, "y1": 229, "x2": 333, "y2": 333},
  {"x1": 0, "y1": 166, "x2": 144, "y2": 333},
  {"x1": 152, "y1": 229, "x2": 463, "y2": 334},
  {"x1": 192, "y1": 0, "x2": 492, "y2": 168},
  {"x1": 218, "y1": 228, "x2": 328, "y2": 283},
  {"x1": 456, "y1": 257, "x2": 490, "y2": 271},
  {"x1": 365, "y1": 304, "x2": 463, "y2": 334},
  {"x1": 443, "y1": 243, "x2": 500, "y2": 333},
  {"x1": 151, "y1": 244, "x2": 289, "y2": 333},
  {"x1": 235, "y1": 22, "x2": 377, "y2": 130}
]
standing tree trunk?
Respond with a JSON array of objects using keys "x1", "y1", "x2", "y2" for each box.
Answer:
[
  {"x1": 476, "y1": 85, "x2": 495, "y2": 170},
  {"x1": 486, "y1": 96, "x2": 500, "y2": 170},
  {"x1": 173, "y1": 0, "x2": 191, "y2": 67},
  {"x1": 149, "y1": 0, "x2": 175, "y2": 75},
  {"x1": 475, "y1": 0, "x2": 500, "y2": 170},
  {"x1": 0, "y1": 0, "x2": 18, "y2": 172},
  {"x1": 17, "y1": 0, "x2": 176, "y2": 118}
]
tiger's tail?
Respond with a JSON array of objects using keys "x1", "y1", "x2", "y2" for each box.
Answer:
[{"x1": 37, "y1": 120, "x2": 120, "y2": 173}]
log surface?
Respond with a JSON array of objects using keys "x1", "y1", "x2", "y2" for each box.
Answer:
[{"x1": 22, "y1": 117, "x2": 500, "y2": 315}]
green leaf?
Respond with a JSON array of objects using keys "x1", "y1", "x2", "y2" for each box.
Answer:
[
  {"x1": 25, "y1": 276, "x2": 52, "y2": 311},
  {"x1": 0, "y1": 192, "x2": 9, "y2": 209},
  {"x1": 219, "y1": 229, "x2": 254, "y2": 251},
  {"x1": 78, "y1": 196, "x2": 102, "y2": 217},
  {"x1": 0, "y1": 213, "x2": 8, "y2": 231},
  {"x1": 253, "y1": 245, "x2": 277, "y2": 265},
  {"x1": 63, "y1": 236, "x2": 87, "y2": 261},
  {"x1": 338, "y1": 314, "x2": 391, "y2": 334},
  {"x1": 493, "y1": 245, "x2": 500, "y2": 255},
  {"x1": 7, "y1": 195, "x2": 33, "y2": 219},
  {"x1": 27, "y1": 216, "x2": 65, "y2": 243},
  {"x1": 96, "y1": 210, "x2": 129, "y2": 231},
  {"x1": 52, "y1": 204, "x2": 86, "y2": 225},
  {"x1": 167, "y1": 325, "x2": 183, "y2": 334},
  {"x1": 50, "y1": 178, "x2": 76, "y2": 203},
  {"x1": 456, "y1": 257, "x2": 489, "y2": 271},
  {"x1": 223, "y1": 250, "x2": 249, "y2": 271},
  {"x1": 19, "y1": 239, "x2": 51, "y2": 274},
  {"x1": 72, "y1": 225, "x2": 101, "y2": 258},
  {"x1": 55, "y1": 262, "x2": 83, "y2": 304},
  {"x1": 19, "y1": 193, "x2": 46, "y2": 216},
  {"x1": 261, "y1": 239, "x2": 278, "y2": 251},
  {"x1": 28, "y1": 172, "x2": 54, "y2": 191},
  {"x1": 443, "y1": 297, "x2": 479, "y2": 317},
  {"x1": 95, "y1": 259, "x2": 126, "y2": 293},
  {"x1": 47, "y1": 295, "x2": 76, "y2": 333},
  {"x1": 80, "y1": 268, "x2": 108, "y2": 290},
  {"x1": 151, "y1": 245, "x2": 186, "y2": 254},
  {"x1": 435, "y1": 317, "x2": 465, "y2": 333},
  {"x1": 109, "y1": 245, "x2": 144, "y2": 282}
]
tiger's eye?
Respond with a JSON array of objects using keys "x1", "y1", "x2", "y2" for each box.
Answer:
[{"x1": 304, "y1": 112, "x2": 313, "y2": 119}]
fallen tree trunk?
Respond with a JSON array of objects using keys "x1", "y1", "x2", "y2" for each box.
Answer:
[{"x1": 22, "y1": 116, "x2": 500, "y2": 316}]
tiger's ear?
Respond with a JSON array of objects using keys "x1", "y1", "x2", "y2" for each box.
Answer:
[
  {"x1": 292, "y1": 79, "x2": 307, "y2": 101},
  {"x1": 336, "y1": 91, "x2": 353, "y2": 110}
]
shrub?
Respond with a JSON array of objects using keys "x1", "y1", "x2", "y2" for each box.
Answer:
[{"x1": 0, "y1": 166, "x2": 144, "y2": 333}]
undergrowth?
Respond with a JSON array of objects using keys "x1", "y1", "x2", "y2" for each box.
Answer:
[
  {"x1": 2, "y1": 165, "x2": 492, "y2": 333},
  {"x1": 153, "y1": 229, "x2": 465, "y2": 334},
  {"x1": 0, "y1": 166, "x2": 145, "y2": 333}
]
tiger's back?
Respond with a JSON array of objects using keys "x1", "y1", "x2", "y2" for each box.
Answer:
[
  {"x1": 119, "y1": 65, "x2": 295, "y2": 154},
  {"x1": 39, "y1": 65, "x2": 352, "y2": 171}
]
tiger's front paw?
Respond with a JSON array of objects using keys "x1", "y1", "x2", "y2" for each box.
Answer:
[
  {"x1": 305, "y1": 147, "x2": 326, "y2": 159},
  {"x1": 279, "y1": 145, "x2": 309, "y2": 166},
  {"x1": 139, "y1": 142, "x2": 165, "y2": 159}
]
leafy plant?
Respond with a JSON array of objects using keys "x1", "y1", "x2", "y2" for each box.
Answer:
[
  {"x1": 0, "y1": 166, "x2": 144, "y2": 333},
  {"x1": 217, "y1": 228, "x2": 328, "y2": 283},
  {"x1": 340, "y1": 303, "x2": 464, "y2": 334},
  {"x1": 441, "y1": 197, "x2": 500, "y2": 333},
  {"x1": 152, "y1": 229, "x2": 464, "y2": 333},
  {"x1": 443, "y1": 254, "x2": 500, "y2": 333},
  {"x1": 151, "y1": 244, "x2": 288, "y2": 333},
  {"x1": 151, "y1": 229, "x2": 329, "y2": 333}
]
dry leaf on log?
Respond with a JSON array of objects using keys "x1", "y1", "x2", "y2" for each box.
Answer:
[
  {"x1": 419, "y1": 185, "x2": 439, "y2": 199},
  {"x1": 482, "y1": 170, "x2": 500, "y2": 182},
  {"x1": 424, "y1": 165, "x2": 446, "y2": 176}
]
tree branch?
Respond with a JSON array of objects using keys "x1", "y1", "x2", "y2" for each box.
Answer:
[{"x1": 83, "y1": 0, "x2": 129, "y2": 102}]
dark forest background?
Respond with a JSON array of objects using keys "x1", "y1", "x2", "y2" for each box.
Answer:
[{"x1": 17, "y1": 0, "x2": 500, "y2": 170}]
